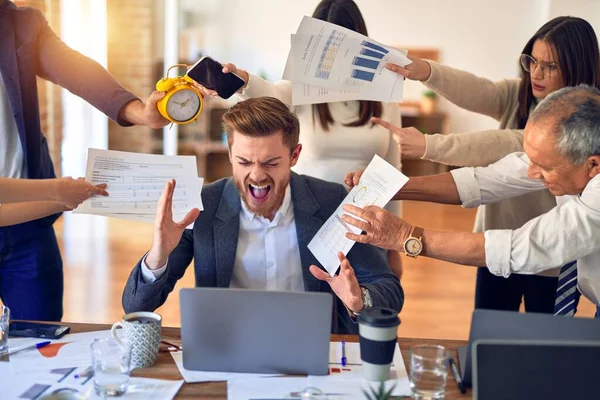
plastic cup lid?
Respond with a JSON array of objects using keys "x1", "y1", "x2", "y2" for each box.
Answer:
[{"x1": 358, "y1": 307, "x2": 400, "y2": 328}]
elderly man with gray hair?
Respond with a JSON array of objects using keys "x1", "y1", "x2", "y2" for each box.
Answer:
[{"x1": 342, "y1": 85, "x2": 600, "y2": 315}]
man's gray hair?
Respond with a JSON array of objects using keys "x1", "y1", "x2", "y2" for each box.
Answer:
[{"x1": 530, "y1": 85, "x2": 600, "y2": 165}]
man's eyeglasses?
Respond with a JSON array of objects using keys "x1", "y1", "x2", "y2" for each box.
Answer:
[{"x1": 520, "y1": 54, "x2": 560, "y2": 78}]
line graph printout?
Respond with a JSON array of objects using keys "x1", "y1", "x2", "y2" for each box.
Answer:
[
  {"x1": 74, "y1": 149, "x2": 203, "y2": 216},
  {"x1": 308, "y1": 155, "x2": 408, "y2": 276},
  {"x1": 283, "y1": 16, "x2": 410, "y2": 103}
]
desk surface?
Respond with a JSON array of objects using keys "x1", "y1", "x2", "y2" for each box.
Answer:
[{"x1": 63, "y1": 322, "x2": 470, "y2": 399}]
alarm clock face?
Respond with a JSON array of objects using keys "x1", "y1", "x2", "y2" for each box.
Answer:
[{"x1": 166, "y1": 89, "x2": 201, "y2": 122}]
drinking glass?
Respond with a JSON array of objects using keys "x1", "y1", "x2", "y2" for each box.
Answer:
[
  {"x1": 409, "y1": 345, "x2": 448, "y2": 400},
  {"x1": 91, "y1": 338, "x2": 131, "y2": 397},
  {"x1": 0, "y1": 305, "x2": 9, "y2": 356}
]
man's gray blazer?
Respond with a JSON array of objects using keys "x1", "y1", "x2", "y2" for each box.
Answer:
[{"x1": 122, "y1": 172, "x2": 404, "y2": 334}]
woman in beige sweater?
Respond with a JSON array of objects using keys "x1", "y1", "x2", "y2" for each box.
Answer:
[{"x1": 382, "y1": 16, "x2": 600, "y2": 313}]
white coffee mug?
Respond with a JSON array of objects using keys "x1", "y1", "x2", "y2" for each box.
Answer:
[{"x1": 111, "y1": 311, "x2": 162, "y2": 370}]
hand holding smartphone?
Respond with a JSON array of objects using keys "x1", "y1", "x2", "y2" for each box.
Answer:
[{"x1": 186, "y1": 56, "x2": 246, "y2": 99}]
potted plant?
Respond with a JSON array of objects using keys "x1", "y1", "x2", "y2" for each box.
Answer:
[
  {"x1": 363, "y1": 382, "x2": 396, "y2": 399},
  {"x1": 420, "y1": 90, "x2": 438, "y2": 114}
]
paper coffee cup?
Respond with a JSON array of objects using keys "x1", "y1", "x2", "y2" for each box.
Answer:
[{"x1": 358, "y1": 307, "x2": 400, "y2": 381}]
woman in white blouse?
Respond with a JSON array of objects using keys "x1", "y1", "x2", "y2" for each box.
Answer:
[{"x1": 203, "y1": 0, "x2": 404, "y2": 278}]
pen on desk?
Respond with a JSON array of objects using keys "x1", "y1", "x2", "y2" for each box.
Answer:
[
  {"x1": 341, "y1": 340, "x2": 347, "y2": 367},
  {"x1": 74, "y1": 366, "x2": 93, "y2": 379},
  {"x1": 8, "y1": 341, "x2": 51, "y2": 356},
  {"x1": 449, "y1": 356, "x2": 466, "y2": 394}
]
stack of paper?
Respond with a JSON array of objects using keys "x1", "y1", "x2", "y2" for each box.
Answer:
[
  {"x1": 283, "y1": 16, "x2": 411, "y2": 105},
  {"x1": 74, "y1": 149, "x2": 204, "y2": 227}
]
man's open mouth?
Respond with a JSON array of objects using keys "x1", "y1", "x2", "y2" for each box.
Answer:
[{"x1": 248, "y1": 183, "x2": 271, "y2": 201}]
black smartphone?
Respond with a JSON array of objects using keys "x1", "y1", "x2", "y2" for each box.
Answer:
[
  {"x1": 8, "y1": 321, "x2": 70, "y2": 339},
  {"x1": 186, "y1": 56, "x2": 245, "y2": 99}
]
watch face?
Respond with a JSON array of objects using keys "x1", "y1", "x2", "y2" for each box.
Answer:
[
  {"x1": 404, "y1": 238, "x2": 422, "y2": 255},
  {"x1": 166, "y1": 89, "x2": 201, "y2": 122}
]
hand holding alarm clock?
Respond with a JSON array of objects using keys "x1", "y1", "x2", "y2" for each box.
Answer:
[
  {"x1": 155, "y1": 64, "x2": 203, "y2": 125},
  {"x1": 155, "y1": 57, "x2": 246, "y2": 125}
]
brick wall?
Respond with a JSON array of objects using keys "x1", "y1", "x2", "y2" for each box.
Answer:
[{"x1": 106, "y1": 0, "x2": 160, "y2": 153}]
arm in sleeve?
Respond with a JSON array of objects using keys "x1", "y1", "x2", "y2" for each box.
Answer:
[
  {"x1": 450, "y1": 152, "x2": 546, "y2": 208},
  {"x1": 424, "y1": 61, "x2": 519, "y2": 121},
  {"x1": 33, "y1": 9, "x2": 138, "y2": 125},
  {"x1": 423, "y1": 129, "x2": 524, "y2": 167},
  {"x1": 122, "y1": 229, "x2": 194, "y2": 313},
  {"x1": 239, "y1": 74, "x2": 292, "y2": 106},
  {"x1": 485, "y1": 188, "x2": 600, "y2": 277},
  {"x1": 348, "y1": 243, "x2": 404, "y2": 313},
  {"x1": 382, "y1": 103, "x2": 402, "y2": 216}
]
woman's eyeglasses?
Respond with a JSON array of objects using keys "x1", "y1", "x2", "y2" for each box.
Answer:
[{"x1": 520, "y1": 54, "x2": 560, "y2": 78}]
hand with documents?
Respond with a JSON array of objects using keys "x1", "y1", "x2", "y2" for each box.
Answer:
[
  {"x1": 308, "y1": 155, "x2": 408, "y2": 276},
  {"x1": 283, "y1": 16, "x2": 411, "y2": 105},
  {"x1": 74, "y1": 149, "x2": 204, "y2": 226}
]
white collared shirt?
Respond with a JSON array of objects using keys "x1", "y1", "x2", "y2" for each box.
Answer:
[
  {"x1": 451, "y1": 152, "x2": 600, "y2": 305},
  {"x1": 0, "y1": 70, "x2": 26, "y2": 178},
  {"x1": 141, "y1": 185, "x2": 305, "y2": 292}
]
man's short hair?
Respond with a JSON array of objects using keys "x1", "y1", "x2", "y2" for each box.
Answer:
[
  {"x1": 222, "y1": 97, "x2": 300, "y2": 152},
  {"x1": 530, "y1": 85, "x2": 600, "y2": 165}
]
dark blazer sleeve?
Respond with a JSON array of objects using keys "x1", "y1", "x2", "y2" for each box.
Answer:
[
  {"x1": 32, "y1": 9, "x2": 138, "y2": 125},
  {"x1": 340, "y1": 187, "x2": 405, "y2": 313},
  {"x1": 122, "y1": 229, "x2": 195, "y2": 313}
]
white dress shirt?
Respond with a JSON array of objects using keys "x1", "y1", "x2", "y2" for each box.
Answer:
[
  {"x1": 141, "y1": 185, "x2": 305, "y2": 292},
  {"x1": 451, "y1": 152, "x2": 600, "y2": 305},
  {"x1": 0, "y1": 70, "x2": 26, "y2": 178}
]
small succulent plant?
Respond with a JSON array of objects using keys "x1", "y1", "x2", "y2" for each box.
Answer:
[{"x1": 362, "y1": 382, "x2": 396, "y2": 400}]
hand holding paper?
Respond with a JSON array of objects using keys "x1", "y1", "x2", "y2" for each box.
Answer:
[
  {"x1": 342, "y1": 204, "x2": 413, "y2": 251},
  {"x1": 308, "y1": 155, "x2": 408, "y2": 276}
]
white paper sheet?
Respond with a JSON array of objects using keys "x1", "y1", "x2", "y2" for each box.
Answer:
[
  {"x1": 284, "y1": 17, "x2": 410, "y2": 104},
  {"x1": 227, "y1": 377, "x2": 309, "y2": 400},
  {"x1": 308, "y1": 342, "x2": 411, "y2": 398},
  {"x1": 170, "y1": 352, "x2": 280, "y2": 383},
  {"x1": 74, "y1": 149, "x2": 203, "y2": 216},
  {"x1": 9, "y1": 330, "x2": 114, "y2": 375},
  {"x1": 308, "y1": 155, "x2": 408, "y2": 276},
  {"x1": 329, "y1": 341, "x2": 361, "y2": 366}
]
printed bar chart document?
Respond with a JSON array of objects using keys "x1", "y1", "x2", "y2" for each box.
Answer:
[
  {"x1": 308, "y1": 155, "x2": 408, "y2": 276},
  {"x1": 284, "y1": 17, "x2": 410, "y2": 104},
  {"x1": 74, "y1": 149, "x2": 203, "y2": 224}
]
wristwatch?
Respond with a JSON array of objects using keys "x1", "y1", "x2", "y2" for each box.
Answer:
[
  {"x1": 361, "y1": 286, "x2": 373, "y2": 309},
  {"x1": 403, "y1": 226, "x2": 424, "y2": 258}
]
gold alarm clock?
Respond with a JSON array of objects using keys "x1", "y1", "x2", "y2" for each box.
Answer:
[{"x1": 156, "y1": 64, "x2": 203, "y2": 124}]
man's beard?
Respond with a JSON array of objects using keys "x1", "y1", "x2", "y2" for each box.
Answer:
[{"x1": 235, "y1": 174, "x2": 289, "y2": 219}]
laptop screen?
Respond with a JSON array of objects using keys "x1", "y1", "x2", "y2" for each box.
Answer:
[{"x1": 472, "y1": 340, "x2": 600, "y2": 400}]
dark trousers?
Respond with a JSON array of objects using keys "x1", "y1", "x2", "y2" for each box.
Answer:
[
  {"x1": 475, "y1": 268, "x2": 558, "y2": 313},
  {"x1": 0, "y1": 221, "x2": 63, "y2": 321}
]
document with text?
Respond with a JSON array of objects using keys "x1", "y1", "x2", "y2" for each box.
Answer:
[
  {"x1": 74, "y1": 149, "x2": 203, "y2": 226},
  {"x1": 284, "y1": 17, "x2": 410, "y2": 105},
  {"x1": 308, "y1": 155, "x2": 408, "y2": 276}
]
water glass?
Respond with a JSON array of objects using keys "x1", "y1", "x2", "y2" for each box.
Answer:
[
  {"x1": 0, "y1": 305, "x2": 9, "y2": 356},
  {"x1": 91, "y1": 338, "x2": 131, "y2": 397},
  {"x1": 409, "y1": 345, "x2": 449, "y2": 400}
]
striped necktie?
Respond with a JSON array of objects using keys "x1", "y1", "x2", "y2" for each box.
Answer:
[{"x1": 554, "y1": 261, "x2": 580, "y2": 316}]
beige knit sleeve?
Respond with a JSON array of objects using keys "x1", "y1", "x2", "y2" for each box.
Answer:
[
  {"x1": 424, "y1": 61, "x2": 520, "y2": 121},
  {"x1": 423, "y1": 129, "x2": 524, "y2": 167},
  {"x1": 239, "y1": 74, "x2": 293, "y2": 106}
]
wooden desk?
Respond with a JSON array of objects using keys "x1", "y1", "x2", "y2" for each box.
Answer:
[{"x1": 61, "y1": 322, "x2": 471, "y2": 399}]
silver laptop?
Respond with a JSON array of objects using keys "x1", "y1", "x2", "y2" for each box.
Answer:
[
  {"x1": 457, "y1": 309, "x2": 600, "y2": 386},
  {"x1": 472, "y1": 339, "x2": 600, "y2": 400},
  {"x1": 180, "y1": 288, "x2": 332, "y2": 375}
]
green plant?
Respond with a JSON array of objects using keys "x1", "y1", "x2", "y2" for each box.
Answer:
[
  {"x1": 363, "y1": 382, "x2": 396, "y2": 400},
  {"x1": 422, "y1": 90, "x2": 438, "y2": 99}
]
